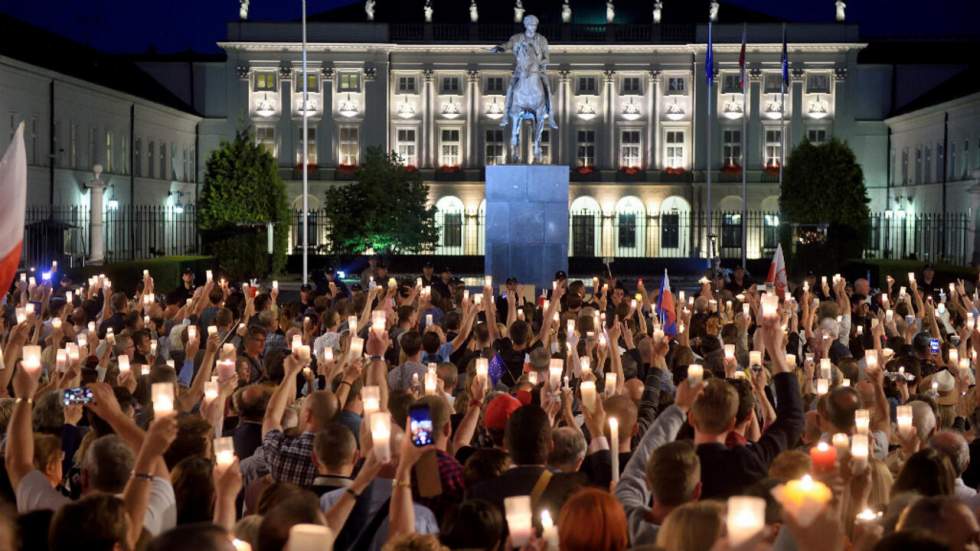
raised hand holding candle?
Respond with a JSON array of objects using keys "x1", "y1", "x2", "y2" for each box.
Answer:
[
  {"x1": 819, "y1": 358, "x2": 832, "y2": 379},
  {"x1": 724, "y1": 344, "x2": 735, "y2": 360},
  {"x1": 362, "y1": 386, "x2": 381, "y2": 415},
  {"x1": 687, "y1": 364, "x2": 704, "y2": 386},
  {"x1": 832, "y1": 433, "x2": 850, "y2": 457},
  {"x1": 204, "y1": 380, "x2": 219, "y2": 401},
  {"x1": 424, "y1": 370, "x2": 438, "y2": 395},
  {"x1": 549, "y1": 359, "x2": 563, "y2": 391},
  {"x1": 815, "y1": 378, "x2": 829, "y2": 395},
  {"x1": 855, "y1": 409, "x2": 870, "y2": 434},
  {"x1": 21, "y1": 345, "x2": 41, "y2": 374},
  {"x1": 771, "y1": 474, "x2": 833, "y2": 527},
  {"x1": 580, "y1": 381, "x2": 597, "y2": 413},
  {"x1": 141, "y1": 364, "x2": 151, "y2": 376},
  {"x1": 726, "y1": 496, "x2": 766, "y2": 546},
  {"x1": 749, "y1": 351, "x2": 762, "y2": 368},
  {"x1": 475, "y1": 358, "x2": 489, "y2": 386},
  {"x1": 370, "y1": 412, "x2": 391, "y2": 463},
  {"x1": 55, "y1": 349, "x2": 67, "y2": 372},
  {"x1": 347, "y1": 315, "x2": 358, "y2": 333},
  {"x1": 850, "y1": 433, "x2": 869, "y2": 473},
  {"x1": 348, "y1": 337, "x2": 364, "y2": 359},
  {"x1": 152, "y1": 382, "x2": 175, "y2": 416},
  {"x1": 896, "y1": 405, "x2": 914, "y2": 438},
  {"x1": 605, "y1": 372, "x2": 618, "y2": 397},
  {"x1": 214, "y1": 436, "x2": 235, "y2": 467},
  {"x1": 527, "y1": 371, "x2": 538, "y2": 385},
  {"x1": 540, "y1": 509, "x2": 559, "y2": 550},
  {"x1": 117, "y1": 355, "x2": 131, "y2": 374},
  {"x1": 504, "y1": 496, "x2": 533, "y2": 548},
  {"x1": 372, "y1": 310, "x2": 386, "y2": 334}
]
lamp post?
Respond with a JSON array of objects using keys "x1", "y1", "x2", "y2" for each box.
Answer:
[
  {"x1": 87, "y1": 164, "x2": 106, "y2": 265},
  {"x1": 241, "y1": 0, "x2": 309, "y2": 285}
]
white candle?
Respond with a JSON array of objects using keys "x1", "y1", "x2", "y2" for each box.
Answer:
[
  {"x1": 286, "y1": 524, "x2": 334, "y2": 551},
  {"x1": 87, "y1": 321, "x2": 96, "y2": 334},
  {"x1": 152, "y1": 382, "x2": 175, "y2": 416},
  {"x1": 865, "y1": 350, "x2": 878, "y2": 371},
  {"x1": 566, "y1": 319, "x2": 576, "y2": 336},
  {"x1": 820, "y1": 358, "x2": 832, "y2": 380},
  {"x1": 272, "y1": 280, "x2": 279, "y2": 291},
  {"x1": 605, "y1": 372, "x2": 618, "y2": 397},
  {"x1": 207, "y1": 325, "x2": 218, "y2": 337},
  {"x1": 527, "y1": 371, "x2": 539, "y2": 385},
  {"x1": 653, "y1": 328, "x2": 664, "y2": 344},
  {"x1": 361, "y1": 386, "x2": 380, "y2": 415},
  {"x1": 323, "y1": 348, "x2": 334, "y2": 362},
  {"x1": 724, "y1": 344, "x2": 735, "y2": 360},
  {"x1": 371, "y1": 311, "x2": 386, "y2": 334},
  {"x1": 291, "y1": 334, "x2": 303, "y2": 355},
  {"x1": 117, "y1": 355, "x2": 130, "y2": 374},
  {"x1": 580, "y1": 381, "x2": 597, "y2": 412},
  {"x1": 204, "y1": 380, "x2": 219, "y2": 401},
  {"x1": 77, "y1": 333, "x2": 88, "y2": 348},
  {"x1": 908, "y1": 272, "x2": 915, "y2": 283},
  {"x1": 141, "y1": 364, "x2": 151, "y2": 376},
  {"x1": 484, "y1": 275, "x2": 492, "y2": 288},
  {"x1": 348, "y1": 337, "x2": 364, "y2": 358},
  {"x1": 540, "y1": 509, "x2": 559, "y2": 549},
  {"x1": 832, "y1": 433, "x2": 850, "y2": 456},
  {"x1": 187, "y1": 325, "x2": 197, "y2": 341},
  {"x1": 55, "y1": 349, "x2": 67, "y2": 372},
  {"x1": 896, "y1": 405, "x2": 913, "y2": 437},
  {"x1": 749, "y1": 351, "x2": 762, "y2": 367},
  {"x1": 549, "y1": 359, "x2": 563, "y2": 390},
  {"x1": 14, "y1": 308, "x2": 26, "y2": 324},
  {"x1": 609, "y1": 417, "x2": 620, "y2": 485},
  {"x1": 214, "y1": 436, "x2": 235, "y2": 466},
  {"x1": 850, "y1": 433, "x2": 869, "y2": 473},
  {"x1": 842, "y1": 378, "x2": 851, "y2": 387},
  {"x1": 474, "y1": 293, "x2": 483, "y2": 306},
  {"x1": 370, "y1": 412, "x2": 391, "y2": 463},
  {"x1": 504, "y1": 496, "x2": 533, "y2": 548},
  {"x1": 149, "y1": 341, "x2": 157, "y2": 356},
  {"x1": 424, "y1": 370, "x2": 438, "y2": 395},
  {"x1": 65, "y1": 343, "x2": 79, "y2": 363},
  {"x1": 217, "y1": 359, "x2": 236, "y2": 381},
  {"x1": 950, "y1": 349, "x2": 959, "y2": 367},
  {"x1": 302, "y1": 366, "x2": 312, "y2": 379},
  {"x1": 726, "y1": 496, "x2": 766, "y2": 546},
  {"x1": 21, "y1": 345, "x2": 41, "y2": 373},
  {"x1": 761, "y1": 294, "x2": 779, "y2": 319},
  {"x1": 425, "y1": 314, "x2": 433, "y2": 327},
  {"x1": 205, "y1": 270, "x2": 213, "y2": 282},
  {"x1": 347, "y1": 315, "x2": 357, "y2": 333},
  {"x1": 475, "y1": 358, "x2": 488, "y2": 386},
  {"x1": 855, "y1": 409, "x2": 870, "y2": 434},
  {"x1": 816, "y1": 378, "x2": 829, "y2": 395},
  {"x1": 66, "y1": 290, "x2": 73, "y2": 303},
  {"x1": 51, "y1": 317, "x2": 62, "y2": 330},
  {"x1": 687, "y1": 364, "x2": 704, "y2": 386},
  {"x1": 387, "y1": 277, "x2": 397, "y2": 289},
  {"x1": 786, "y1": 354, "x2": 796, "y2": 367}
]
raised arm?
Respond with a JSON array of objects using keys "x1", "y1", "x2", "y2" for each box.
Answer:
[
  {"x1": 4, "y1": 360, "x2": 41, "y2": 489},
  {"x1": 122, "y1": 416, "x2": 177, "y2": 549},
  {"x1": 262, "y1": 354, "x2": 305, "y2": 436}
]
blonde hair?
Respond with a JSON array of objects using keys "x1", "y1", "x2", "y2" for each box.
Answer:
[
  {"x1": 768, "y1": 449, "x2": 812, "y2": 482},
  {"x1": 655, "y1": 501, "x2": 725, "y2": 551},
  {"x1": 382, "y1": 533, "x2": 449, "y2": 551}
]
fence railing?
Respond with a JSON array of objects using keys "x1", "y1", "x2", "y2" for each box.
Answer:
[
  {"x1": 21, "y1": 206, "x2": 972, "y2": 268},
  {"x1": 22, "y1": 205, "x2": 199, "y2": 269}
]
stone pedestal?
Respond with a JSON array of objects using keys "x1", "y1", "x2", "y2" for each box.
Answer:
[{"x1": 485, "y1": 165, "x2": 569, "y2": 292}]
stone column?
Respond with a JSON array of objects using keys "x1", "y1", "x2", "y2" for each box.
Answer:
[
  {"x1": 320, "y1": 67, "x2": 335, "y2": 166},
  {"x1": 604, "y1": 68, "x2": 616, "y2": 168},
  {"x1": 748, "y1": 67, "x2": 763, "y2": 170},
  {"x1": 278, "y1": 65, "x2": 293, "y2": 168},
  {"x1": 558, "y1": 69, "x2": 571, "y2": 165},
  {"x1": 423, "y1": 68, "x2": 434, "y2": 168},
  {"x1": 648, "y1": 68, "x2": 660, "y2": 169},
  {"x1": 88, "y1": 165, "x2": 106, "y2": 265},
  {"x1": 466, "y1": 68, "x2": 479, "y2": 167},
  {"x1": 790, "y1": 67, "x2": 805, "y2": 149}
]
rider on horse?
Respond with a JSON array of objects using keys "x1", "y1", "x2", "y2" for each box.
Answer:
[{"x1": 491, "y1": 15, "x2": 559, "y2": 130}]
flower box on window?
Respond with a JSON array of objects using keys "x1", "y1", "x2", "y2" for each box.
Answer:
[
  {"x1": 438, "y1": 165, "x2": 461, "y2": 173},
  {"x1": 616, "y1": 166, "x2": 646, "y2": 182},
  {"x1": 574, "y1": 166, "x2": 594, "y2": 175},
  {"x1": 763, "y1": 163, "x2": 780, "y2": 176},
  {"x1": 664, "y1": 167, "x2": 686, "y2": 175},
  {"x1": 722, "y1": 163, "x2": 742, "y2": 174},
  {"x1": 570, "y1": 165, "x2": 601, "y2": 182},
  {"x1": 293, "y1": 163, "x2": 320, "y2": 179},
  {"x1": 435, "y1": 165, "x2": 464, "y2": 181},
  {"x1": 403, "y1": 164, "x2": 419, "y2": 173}
]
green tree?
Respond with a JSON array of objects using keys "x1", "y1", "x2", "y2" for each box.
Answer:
[
  {"x1": 198, "y1": 128, "x2": 289, "y2": 279},
  {"x1": 779, "y1": 138, "x2": 871, "y2": 268},
  {"x1": 323, "y1": 147, "x2": 438, "y2": 254}
]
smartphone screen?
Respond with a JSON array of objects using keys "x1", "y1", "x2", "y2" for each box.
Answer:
[
  {"x1": 62, "y1": 387, "x2": 93, "y2": 406},
  {"x1": 409, "y1": 404, "x2": 434, "y2": 447},
  {"x1": 929, "y1": 338, "x2": 941, "y2": 354}
]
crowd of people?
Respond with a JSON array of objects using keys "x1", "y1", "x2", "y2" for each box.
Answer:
[{"x1": 1, "y1": 260, "x2": 979, "y2": 551}]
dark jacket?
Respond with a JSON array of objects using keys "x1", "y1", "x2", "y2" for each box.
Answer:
[
  {"x1": 696, "y1": 372, "x2": 804, "y2": 500},
  {"x1": 468, "y1": 465, "x2": 585, "y2": 517}
]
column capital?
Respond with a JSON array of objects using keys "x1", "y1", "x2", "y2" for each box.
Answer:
[
  {"x1": 423, "y1": 67, "x2": 434, "y2": 81},
  {"x1": 749, "y1": 66, "x2": 763, "y2": 82},
  {"x1": 791, "y1": 67, "x2": 805, "y2": 83},
  {"x1": 364, "y1": 64, "x2": 378, "y2": 81},
  {"x1": 834, "y1": 65, "x2": 848, "y2": 81},
  {"x1": 279, "y1": 65, "x2": 292, "y2": 79},
  {"x1": 466, "y1": 68, "x2": 480, "y2": 81},
  {"x1": 236, "y1": 65, "x2": 251, "y2": 80},
  {"x1": 558, "y1": 68, "x2": 572, "y2": 81},
  {"x1": 648, "y1": 68, "x2": 662, "y2": 83},
  {"x1": 603, "y1": 68, "x2": 616, "y2": 81},
  {"x1": 320, "y1": 66, "x2": 334, "y2": 81}
]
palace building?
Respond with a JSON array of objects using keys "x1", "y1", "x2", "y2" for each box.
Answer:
[{"x1": 2, "y1": 1, "x2": 979, "y2": 265}]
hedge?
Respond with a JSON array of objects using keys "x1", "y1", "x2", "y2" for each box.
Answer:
[{"x1": 68, "y1": 256, "x2": 215, "y2": 295}]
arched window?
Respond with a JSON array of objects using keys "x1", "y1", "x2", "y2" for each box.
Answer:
[
  {"x1": 570, "y1": 196, "x2": 601, "y2": 257},
  {"x1": 615, "y1": 196, "x2": 645, "y2": 257},
  {"x1": 718, "y1": 196, "x2": 744, "y2": 254},
  {"x1": 291, "y1": 195, "x2": 322, "y2": 251},
  {"x1": 659, "y1": 196, "x2": 691, "y2": 257},
  {"x1": 435, "y1": 196, "x2": 465, "y2": 254}
]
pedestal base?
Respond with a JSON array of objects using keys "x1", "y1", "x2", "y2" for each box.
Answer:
[{"x1": 484, "y1": 165, "x2": 569, "y2": 292}]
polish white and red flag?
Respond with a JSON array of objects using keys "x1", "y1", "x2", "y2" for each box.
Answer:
[
  {"x1": 0, "y1": 122, "x2": 26, "y2": 295},
  {"x1": 766, "y1": 243, "x2": 788, "y2": 294}
]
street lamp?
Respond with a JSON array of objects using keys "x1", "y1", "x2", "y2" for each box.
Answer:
[{"x1": 240, "y1": 0, "x2": 311, "y2": 285}]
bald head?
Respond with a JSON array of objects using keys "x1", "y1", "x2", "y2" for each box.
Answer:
[
  {"x1": 238, "y1": 385, "x2": 271, "y2": 421},
  {"x1": 824, "y1": 386, "x2": 861, "y2": 432},
  {"x1": 624, "y1": 378, "x2": 645, "y2": 403},
  {"x1": 854, "y1": 278, "x2": 870, "y2": 297},
  {"x1": 910, "y1": 400, "x2": 937, "y2": 444},
  {"x1": 929, "y1": 431, "x2": 969, "y2": 476}
]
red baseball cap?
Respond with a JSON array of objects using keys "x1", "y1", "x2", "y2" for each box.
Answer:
[{"x1": 484, "y1": 394, "x2": 522, "y2": 431}]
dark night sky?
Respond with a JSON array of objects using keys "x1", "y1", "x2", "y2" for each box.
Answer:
[{"x1": 0, "y1": 0, "x2": 977, "y2": 54}]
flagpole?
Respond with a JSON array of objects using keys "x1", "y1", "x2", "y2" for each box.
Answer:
[
  {"x1": 706, "y1": 21, "x2": 713, "y2": 265},
  {"x1": 301, "y1": 0, "x2": 309, "y2": 286},
  {"x1": 779, "y1": 23, "x2": 785, "y2": 195},
  {"x1": 740, "y1": 23, "x2": 748, "y2": 269}
]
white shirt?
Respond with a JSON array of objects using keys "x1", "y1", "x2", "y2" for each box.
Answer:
[{"x1": 319, "y1": 478, "x2": 438, "y2": 551}]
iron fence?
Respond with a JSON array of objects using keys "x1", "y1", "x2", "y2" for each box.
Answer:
[
  {"x1": 865, "y1": 212, "x2": 971, "y2": 266},
  {"x1": 22, "y1": 205, "x2": 198, "y2": 269}
]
